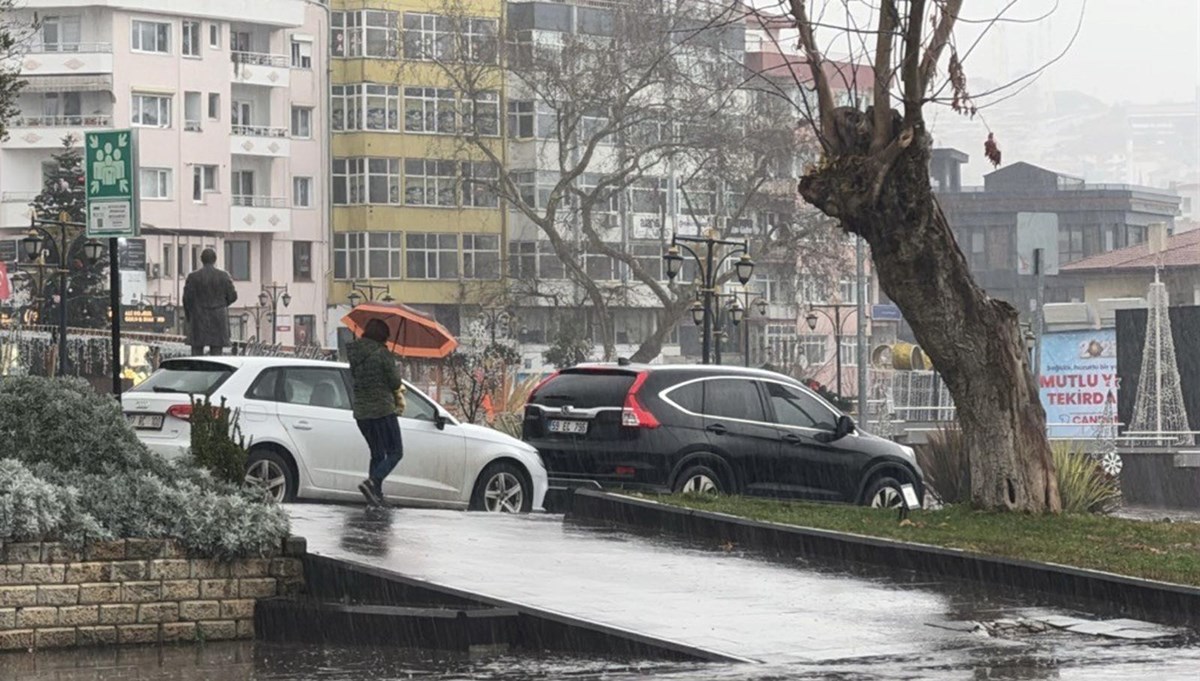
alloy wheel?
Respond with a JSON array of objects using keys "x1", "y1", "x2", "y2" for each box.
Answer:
[
  {"x1": 871, "y1": 485, "x2": 904, "y2": 509},
  {"x1": 245, "y1": 459, "x2": 287, "y2": 503},
  {"x1": 681, "y1": 474, "x2": 718, "y2": 495},
  {"x1": 483, "y1": 472, "x2": 525, "y2": 513}
]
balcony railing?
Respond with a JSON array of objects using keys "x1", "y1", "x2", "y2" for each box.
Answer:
[
  {"x1": 231, "y1": 51, "x2": 289, "y2": 67},
  {"x1": 12, "y1": 114, "x2": 111, "y2": 127},
  {"x1": 232, "y1": 195, "x2": 288, "y2": 208},
  {"x1": 0, "y1": 191, "x2": 38, "y2": 203},
  {"x1": 231, "y1": 125, "x2": 288, "y2": 138},
  {"x1": 26, "y1": 43, "x2": 113, "y2": 54}
]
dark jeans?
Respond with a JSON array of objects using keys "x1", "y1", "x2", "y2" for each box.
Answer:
[
  {"x1": 356, "y1": 415, "x2": 404, "y2": 486},
  {"x1": 191, "y1": 345, "x2": 224, "y2": 356}
]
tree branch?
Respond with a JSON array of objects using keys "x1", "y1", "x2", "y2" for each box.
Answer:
[
  {"x1": 870, "y1": 0, "x2": 899, "y2": 154},
  {"x1": 901, "y1": 0, "x2": 928, "y2": 124},
  {"x1": 919, "y1": 0, "x2": 964, "y2": 91},
  {"x1": 787, "y1": 0, "x2": 837, "y2": 147}
]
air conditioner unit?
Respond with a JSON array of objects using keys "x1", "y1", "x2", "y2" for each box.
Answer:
[{"x1": 146, "y1": 263, "x2": 161, "y2": 280}]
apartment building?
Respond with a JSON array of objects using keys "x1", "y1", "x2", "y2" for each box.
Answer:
[
  {"x1": 325, "y1": 0, "x2": 506, "y2": 348},
  {"x1": 0, "y1": 0, "x2": 329, "y2": 346}
]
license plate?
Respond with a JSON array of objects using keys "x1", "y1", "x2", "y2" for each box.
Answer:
[
  {"x1": 126, "y1": 413, "x2": 164, "y2": 430},
  {"x1": 548, "y1": 419, "x2": 588, "y2": 435}
]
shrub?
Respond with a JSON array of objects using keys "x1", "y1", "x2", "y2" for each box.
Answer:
[
  {"x1": 1052, "y1": 442, "x2": 1121, "y2": 514},
  {"x1": 189, "y1": 395, "x2": 248, "y2": 485},
  {"x1": 0, "y1": 376, "x2": 173, "y2": 477},
  {"x1": 0, "y1": 460, "x2": 110, "y2": 546},
  {"x1": 915, "y1": 425, "x2": 969, "y2": 504}
]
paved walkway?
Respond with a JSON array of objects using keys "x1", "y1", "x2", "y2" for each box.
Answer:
[{"x1": 287, "y1": 504, "x2": 1155, "y2": 668}]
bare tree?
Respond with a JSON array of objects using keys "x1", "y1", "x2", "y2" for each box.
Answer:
[
  {"x1": 416, "y1": 0, "x2": 835, "y2": 362},
  {"x1": 0, "y1": 2, "x2": 35, "y2": 141},
  {"x1": 755, "y1": 0, "x2": 1068, "y2": 511}
]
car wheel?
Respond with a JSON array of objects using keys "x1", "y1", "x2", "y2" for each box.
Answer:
[
  {"x1": 245, "y1": 448, "x2": 296, "y2": 503},
  {"x1": 673, "y1": 464, "x2": 724, "y2": 496},
  {"x1": 864, "y1": 476, "x2": 907, "y2": 509},
  {"x1": 470, "y1": 462, "x2": 532, "y2": 514}
]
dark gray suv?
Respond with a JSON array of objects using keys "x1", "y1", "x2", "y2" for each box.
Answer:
[{"x1": 523, "y1": 363, "x2": 924, "y2": 509}]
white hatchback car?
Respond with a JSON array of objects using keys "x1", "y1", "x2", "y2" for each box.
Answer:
[{"x1": 121, "y1": 356, "x2": 547, "y2": 512}]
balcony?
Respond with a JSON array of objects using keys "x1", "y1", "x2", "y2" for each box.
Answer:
[
  {"x1": 13, "y1": 44, "x2": 113, "y2": 76},
  {"x1": 230, "y1": 126, "x2": 291, "y2": 157},
  {"x1": 3, "y1": 115, "x2": 112, "y2": 149},
  {"x1": 230, "y1": 52, "x2": 290, "y2": 88},
  {"x1": 1, "y1": 192, "x2": 38, "y2": 228},
  {"x1": 230, "y1": 196, "x2": 291, "y2": 233}
]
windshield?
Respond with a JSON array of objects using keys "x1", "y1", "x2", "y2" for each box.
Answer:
[
  {"x1": 130, "y1": 360, "x2": 236, "y2": 396},
  {"x1": 531, "y1": 370, "x2": 637, "y2": 409}
]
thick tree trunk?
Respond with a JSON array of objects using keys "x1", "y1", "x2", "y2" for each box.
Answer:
[{"x1": 798, "y1": 122, "x2": 1060, "y2": 512}]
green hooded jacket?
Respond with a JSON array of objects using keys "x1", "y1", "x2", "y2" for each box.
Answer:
[{"x1": 347, "y1": 337, "x2": 403, "y2": 420}]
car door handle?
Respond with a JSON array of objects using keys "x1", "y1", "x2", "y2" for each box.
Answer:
[
  {"x1": 782, "y1": 433, "x2": 805, "y2": 446},
  {"x1": 706, "y1": 424, "x2": 727, "y2": 435},
  {"x1": 293, "y1": 420, "x2": 313, "y2": 431}
]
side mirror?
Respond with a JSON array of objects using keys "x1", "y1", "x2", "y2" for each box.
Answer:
[
  {"x1": 835, "y1": 414, "x2": 855, "y2": 440},
  {"x1": 434, "y1": 413, "x2": 448, "y2": 431}
]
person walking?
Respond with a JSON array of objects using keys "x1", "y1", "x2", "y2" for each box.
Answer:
[
  {"x1": 347, "y1": 319, "x2": 406, "y2": 506},
  {"x1": 182, "y1": 248, "x2": 238, "y2": 356}
]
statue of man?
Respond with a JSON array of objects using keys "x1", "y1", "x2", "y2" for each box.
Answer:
[{"x1": 182, "y1": 248, "x2": 238, "y2": 356}]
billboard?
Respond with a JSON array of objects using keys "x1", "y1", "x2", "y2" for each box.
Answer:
[{"x1": 1039, "y1": 329, "x2": 1118, "y2": 437}]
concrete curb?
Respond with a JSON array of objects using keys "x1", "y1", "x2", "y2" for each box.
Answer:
[{"x1": 568, "y1": 489, "x2": 1200, "y2": 629}]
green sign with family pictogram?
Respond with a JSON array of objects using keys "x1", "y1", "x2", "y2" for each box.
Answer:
[{"x1": 85, "y1": 129, "x2": 140, "y2": 238}]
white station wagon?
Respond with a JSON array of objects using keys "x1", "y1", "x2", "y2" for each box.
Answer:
[{"x1": 122, "y1": 356, "x2": 547, "y2": 513}]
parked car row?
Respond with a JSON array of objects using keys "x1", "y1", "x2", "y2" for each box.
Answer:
[{"x1": 123, "y1": 358, "x2": 923, "y2": 514}]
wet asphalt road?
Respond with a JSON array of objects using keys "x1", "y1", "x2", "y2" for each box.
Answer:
[{"x1": 282, "y1": 504, "x2": 1200, "y2": 679}]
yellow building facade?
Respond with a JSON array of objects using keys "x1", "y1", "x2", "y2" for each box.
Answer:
[{"x1": 328, "y1": 0, "x2": 506, "y2": 326}]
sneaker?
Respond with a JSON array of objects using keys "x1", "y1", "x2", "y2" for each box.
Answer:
[
  {"x1": 357, "y1": 480, "x2": 381, "y2": 506},
  {"x1": 372, "y1": 480, "x2": 390, "y2": 508}
]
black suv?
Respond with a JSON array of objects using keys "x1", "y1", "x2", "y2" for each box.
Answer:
[{"x1": 523, "y1": 364, "x2": 924, "y2": 508}]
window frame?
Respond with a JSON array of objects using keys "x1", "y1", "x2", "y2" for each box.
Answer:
[
  {"x1": 139, "y1": 167, "x2": 172, "y2": 200},
  {"x1": 403, "y1": 86, "x2": 456, "y2": 135},
  {"x1": 462, "y1": 233, "x2": 500, "y2": 280},
  {"x1": 762, "y1": 379, "x2": 839, "y2": 431},
  {"x1": 333, "y1": 232, "x2": 367, "y2": 280},
  {"x1": 405, "y1": 233, "x2": 459, "y2": 280},
  {"x1": 181, "y1": 20, "x2": 201, "y2": 57},
  {"x1": 224, "y1": 240, "x2": 252, "y2": 281},
  {"x1": 131, "y1": 93, "x2": 172, "y2": 128},
  {"x1": 292, "y1": 176, "x2": 313, "y2": 208},
  {"x1": 290, "y1": 106, "x2": 313, "y2": 138},
  {"x1": 280, "y1": 367, "x2": 354, "y2": 411},
  {"x1": 403, "y1": 158, "x2": 457, "y2": 207},
  {"x1": 290, "y1": 37, "x2": 313, "y2": 68},
  {"x1": 131, "y1": 19, "x2": 171, "y2": 55},
  {"x1": 659, "y1": 376, "x2": 769, "y2": 425},
  {"x1": 293, "y1": 241, "x2": 313, "y2": 282}
]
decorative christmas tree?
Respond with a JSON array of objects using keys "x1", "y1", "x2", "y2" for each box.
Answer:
[
  {"x1": 27, "y1": 136, "x2": 109, "y2": 330},
  {"x1": 1129, "y1": 281, "x2": 1192, "y2": 446},
  {"x1": 1092, "y1": 390, "x2": 1122, "y2": 476}
]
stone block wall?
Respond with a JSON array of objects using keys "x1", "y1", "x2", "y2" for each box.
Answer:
[{"x1": 0, "y1": 538, "x2": 304, "y2": 652}]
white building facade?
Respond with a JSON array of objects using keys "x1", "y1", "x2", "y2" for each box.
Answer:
[{"x1": 1, "y1": 0, "x2": 330, "y2": 347}]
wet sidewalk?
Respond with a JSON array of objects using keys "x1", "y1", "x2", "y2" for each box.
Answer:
[{"x1": 287, "y1": 504, "x2": 1200, "y2": 677}]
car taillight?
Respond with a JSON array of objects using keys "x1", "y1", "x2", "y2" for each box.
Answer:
[
  {"x1": 622, "y1": 372, "x2": 659, "y2": 429},
  {"x1": 166, "y1": 404, "x2": 193, "y2": 421},
  {"x1": 527, "y1": 371, "x2": 559, "y2": 404}
]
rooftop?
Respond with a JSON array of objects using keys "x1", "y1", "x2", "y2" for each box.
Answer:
[{"x1": 1060, "y1": 229, "x2": 1200, "y2": 273}]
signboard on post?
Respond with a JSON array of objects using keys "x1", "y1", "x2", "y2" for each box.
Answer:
[
  {"x1": 84, "y1": 130, "x2": 139, "y2": 238},
  {"x1": 1038, "y1": 329, "x2": 1118, "y2": 437}
]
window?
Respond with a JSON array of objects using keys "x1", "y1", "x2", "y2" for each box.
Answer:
[
  {"x1": 463, "y1": 18, "x2": 498, "y2": 63},
  {"x1": 331, "y1": 84, "x2": 361, "y2": 131},
  {"x1": 282, "y1": 368, "x2": 352, "y2": 410},
  {"x1": 230, "y1": 31, "x2": 251, "y2": 52},
  {"x1": 404, "y1": 87, "x2": 455, "y2": 134},
  {"x1": 332, "y1": 158, "x2": 365, "y2": 205},
  {"x1": 333, "y1": 232, "x2": 366, "y2": 280},
  {"x1": 182, "y1": 21, "x2": 201, "y2": 57},
  {"x1": 183, "y1": 92, "x2": 202, "y2": 131},
  {"x1": 192, "y1": 165, "x2": 217, "y2": 201},
  {"x1": 799, "y1": 334, "x2": 827, "y2": 365},
  {"x1": 1058, "y1": 225, "x2": 1085, "y2": 265},
  {"x1": 293, "y1": 241, "x2": 313, "y2": 282},
  {"x1": 367, "y1": 158, "x2": 401, "y2": 205},
  {"x1": 131, "y1": 20, "x2": 171, "y2": 54},
  {"x1": 400, "y1": 388, "x2": 439, "y2": 422},
  {"x1": 366, "y1": 232, "x2": 404, "y2": 279},
  {"x1": 295, "y1": 315, "x2": 316, "y2": 346},
  {"x1": 247, "y1": 369, "x2": 281, "y2": 401},
  {"x1": 290, "y1": 38, "x2": 312, "y2": 68},
  {"x1": 224, "y1": 240, "x2": 251, "y2": 281},
  {"x1": 41, "y1": 91, "x2": 81, "y2": 118},
  {"x1": 463, "y1": 234, "x2": 500, "y2": 279},
  {"x1": 509, "y1": 241, "x2": 537, "y2": 279},
  {"x1": 290, "y1": 106, "x2": 312, "y2": 138},
  {"x1": 462, "y1": 161, "x2": 498, "y2": 208},
  {"x1": 538, "y1": 241, "x2": 565, "y2": 279},
  {"x1": 231, "y1": 171, "x2": 255, "y2": 202},
  {"x1": 364, "y1": 84, "x2": 400, "y2": 131},
  {"x1": 139, "y1": 168, "x2": 172, "y2": 199},
  {"x1": 404, "y1": 159, "x2": 456, "y2": 207},
  {"x1": 465, "y1": 91, "x2": 499, "y2": 137},
  {"x1": 667, "y1": 382, "x2": 707, "y2": 414},
  {"x1": 766, "y1": 382, "x2": 836, "y2": 430},
  {"x1": 40, "y1": 15, "x2": 81, "y2": 52},
  {"x1": 839, "y1": 337, "x2": 858, "y2": 366},
  {"x1": 162, "y1": 244, "x2": 174, "y2": 278},
  {"x1": 629, "y1": 178, "x2": 665, "y2": 214},
  {"x1": 406, "y1": 233, "x2": 458, "y2": 280},
  {"x1": 132, "y1": 93, "x2": 171, "y2": 127},
  {"x1": 968, "y1": 230, "x2": 986, "y2": 270},
  {"x1": 701, "y1": 378, "x2": 766, "y2": 422},
  {"x1": 332, "y1": 10, "x2": 399, "y2": 58},
  {"x1": 838, "y1": 278, "x2": 866, "y2": 304},
  {"x1": 799, "y1": 275, "x2": 830, "y2": 304},
  {"x1": 207, "y1": 93, "x2": 220, "y2": 120},
  {"x1": 631, "y1": 242, "x2": 663, "y2": 280},
  {"x1": 513, "y1": 170, "x2": 556, "y2": 209},
  {"x1": 209, "y1": 24, "x2": 220, "y2": 49},
  {"x1": 508, "y1": 100, "x2": 534, "y2": 138},
  {"x1": 585, "y1": 247, "x2": 615, "y2": 281},
  {"x1": 293, "y1": 176, "x2": 313, "y2": 208},
  {"x1": 402, "y1": 13, "x2": 440, "y2": 60}
]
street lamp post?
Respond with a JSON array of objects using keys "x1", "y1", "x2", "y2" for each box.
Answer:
[
  {"x1": 727, "y1": 290, "x2": 769, "y2": 368},
  {"x1": 664, "y1": 230, "x2": 754, "y2": 365},
  {"x1": 346, "y1": 280, "x2": 395, "y2": 307},
  {"x1": 805, "y1": 303, "x2": 855, "y2": 398},
  {"x1": 258, "y1": 283, "x2": 292, "y2": 345},
  {"x1": 20, "y1": 214, "x2": 104, "y2": 378},
  {"x1": 479, "y1": 306, "x2": 517, "y2": 345}
]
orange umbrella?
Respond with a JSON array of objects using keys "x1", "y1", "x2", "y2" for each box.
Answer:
[{"x1": 341, "y1": 302, "x2": 458, "y2": 359}]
